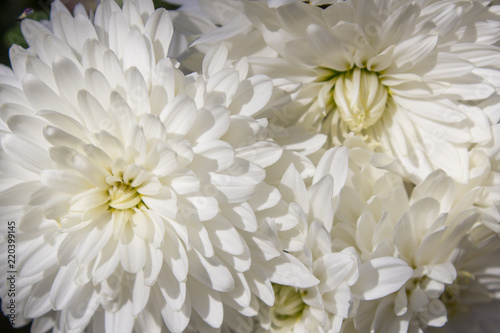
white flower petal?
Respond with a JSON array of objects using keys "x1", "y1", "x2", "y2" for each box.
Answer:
[
  {"x1": 25, "y1": 276, "x2": 55, "y2": 318},
  {"x1": 123, "y1": 29, "x2": 153, "y2": 84},
  {"x1": 3, "y1": 134, "x2": 52, "y2": 172},
  {"x1": 187, "y1": 249, "x2": 234, "y2": 292},
  {"x1": 308, "y1": 175, "x2": 334, "y2": 231},
  {"x1": 132, "y1": 270, "x2": 151, "y2": 315},
  {"x1": 144, "y1": 8, "x2": 173, "y2": 60},
  {"x1": 157, "y1": 267, "x2": 186, "y2": 311},
  {"x1": 247, "y1": 182, "x2": 282, "y2": 212},
  {"x1": 352, "y1": 257, "x2": 413, "y2": 300},
  {"x1": 156, "y1": 288, "x2": 191, "y2": 333},
  {"x1": 104, "y1": 299, "x2": 134, "y2": 333},
  {"x1": 266, "y1": 252, "x2": 319, "y2": 288},
  {"x1": 206, "y1": 215, "x2": 245, "y2": 256},
  {"x1": 279, "y1": 163, "x2": 308, "y2": 214},
  {"x1": 143, "y1": 243, "x2": 163, "y2": 285},
  {"x1": 187, "y1": 106, "x2": 230, "y2": 143},
  {"x1": 76, "y1": 213, "x2": 113, "y2": 266},
  {"x1": 50, "y1": 262, "x2": 85, "y2": 310},
  {"x1": 162, "y1": 226, "x2": 188, "y2": 283},
  {"x1": 220, "y1": 202, "x2": 258, "y2": 232},
  {"x1": 186, "y1": 218, "x2": 214, "y2": 258},
  {"x1": 202, "y1": 44, "x2": 229, "y2": 78},
  {"x1": 306, "y1": 24, "x2": 352, "y2": 71},
  {"x1": 119, "y1": 228, "x2": 147, "y2": 274},
  {"x1": 0, "y1": 181, "x2": 43, "y2": 206},
  {"x1": 425, "y1": 262, "x2": 457, "y2": 285},
  {"x1": 142, "y1": 189, "x2": 178, "y2": 219},
  {"x1": 245, "y1": 265, "x2": 275, "y2": 306},
  {"x1": 188, "y1": 278, "x2": 224, "y2": 328},
  {"x1": 92, "y1": 239, "x2": 120, "y2": 284},
  {"x1": 18, "y1": 233, "x2": 59, "y2": 277},
  {"x1": 390, "y1": 34, "x2": 438, "y2": 72},
  {"x1": 77, "y1": 90, "x2": 109, "y2": 131},
  {"x1": 183, "y1": 196, "x2": 219, "y2": 221},
  {"x1": 313, "y1": 252, "x2": 357, "y2": 292},
  {"x1": 235, "y1": 140, "x2": 283, "y2": 168},
  {"x1": 40, "y1": 169, "x2": 93, "y2": 194},
  {"x1": 247, "y1": 233, "x2": 281, "y2": 261},
  {"x1": 211, "y1": 173, "x2": 256, "y2": 204},
  {"x1": 276, "y1": 125, "x2": 326, "y2": 156},
  {"x1": 160, "y1": 94, "x2": 197, "y2": 136},
  {"x1": 229, "y1": 75, "x2": 274, "y2": 116},
  {"x1": 52, "y1": 55, "x2": 84, "y2": 106},
  {"x1": 313, "y1": 147, "x2": 348, "y2": 196}
]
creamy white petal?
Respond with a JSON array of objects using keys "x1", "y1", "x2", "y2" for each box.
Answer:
[
  {"x1": 144, "y1": 8, "x2": 173, "y2": 60},
  {"x1": 157, "y1": 290, "x2": 191, "y2": 333},
  {"x1": 266, "y1": 253, "x2": 320, "y2": 288},
  {"x1": 187, "y1": 249, "x2": 234, "y2": 292},
  {"x1": 157, "y1": 267, "x2": 186, "y2": 311},
  {"x1": 352, "y1": 257, "x2": 413, "y2": 301},
  {"x1": 206, "y1": 215, "x2": 245, "y2": 255},
  {"x1": 306, "y1": 24, "x2": 352, "y2": 71},
  {"x1": 49, "y1": 262, "x2": 85, "y2": 310},
  {"x1": 119, "y1": 229, "x2": 147, "y2": 274},
  {"x1": 189, "y1": 278, "x2": 224, "y2": 328},
  {"x1": 104, "y1": 299, "x2": 134, "y2": 333},
  {"x1": 162, "y1": 226, "x2": 188, "y2": 283}
]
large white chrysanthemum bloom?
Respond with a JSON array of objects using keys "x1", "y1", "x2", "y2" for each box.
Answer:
[
  {"x1": 329, "y1": 139, "x2": 500, "y2": 332},
  {"x1": 224, "y1": 148, "x2": 412, "y2": 333},
  {"x1": 178, "y1": 0, "x2": 500, "y2": 184},
  {"x1": 0, "y1": 1, "x2": 319, "y2": 332}
]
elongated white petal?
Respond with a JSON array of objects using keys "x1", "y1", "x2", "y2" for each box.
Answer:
[
  {"x1": 187, "y1": 249, "x2": 234, "y2": 292},
  {"x1": 189, "y1": 278, "x2": 224, "y2": 328},
  {"x1": 50, "y1": 262, "x2": 84, "y2": 310},
  {"x1": 266, "y1": 253, "x2": 319, "y2": 288},
  {"x1": 105, "y1": 299, "x2": 134, "y2": 333},
  {"x1": 157, "y1": 267, "x2": 186, "y2": 311},
  {"x1": 352, "y1": 257, "x2": 413, "y2": 300}
]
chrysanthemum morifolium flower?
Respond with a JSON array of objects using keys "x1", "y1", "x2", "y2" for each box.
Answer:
[
  {"x1": 328, "y1": 139, "x2": 500, "y2": 332},
  {"x1": 178, "y1": 0, "x2": 500, "y2": 184},
  {"x1": 222, "y1": 148, "x2": 414, "y2": 333},
  {"x1": 0, "y1": 0, "x2": 319, "y2": 332}
]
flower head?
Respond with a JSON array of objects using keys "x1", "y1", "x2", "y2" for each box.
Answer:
[
  {"x1": 183, "y1": 0, "x2": 500, "y2": 184},
  {"x1": 0, "y1": 1, "x2": 317, "y2": 331},
  {"x1": 246, "y1": 147, "x2": 414, "y2": 333},
  {"x1": 329, "y1": 139, "x2": 500, "y2": 332}
]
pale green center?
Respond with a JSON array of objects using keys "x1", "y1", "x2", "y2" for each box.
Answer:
[
  {"x1": 270, "y1": 284, "x2": 308, "y2": 330},
  {"x1": 334, "y1": 67, "x2": 388, "y2": 132},
  {"x1": 108, "y1": 183, "x2": 142, "y2": 210},
  {"x1": 440, "y1": 270, "x2": 474, "y2": 318}
]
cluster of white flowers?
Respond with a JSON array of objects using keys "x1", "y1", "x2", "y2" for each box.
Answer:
[{"x1": 0, "y1": 0, "x2": 499, "y2": 332}]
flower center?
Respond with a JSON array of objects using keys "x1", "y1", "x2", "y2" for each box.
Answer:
[
  {"x1": 270, "y1": 284, "x2": 308, "y2": 330},
  {"x1": 108, "y1": 183, "x2": 142, "y2": 210},
  {"x1": 333, "y1": 67, "x2": 388, "y2": 132},
  {"x1": 440, "y1": 270, "x2": 474, "y2": 318}
]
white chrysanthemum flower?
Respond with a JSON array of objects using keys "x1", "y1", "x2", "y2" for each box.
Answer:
[
  {"x1": 230, "y1": 148, "x2": 413, "y2": 333},
  {"x1": 329, "y1": 140, "x2": 500, "y2": 332},
  {"x1": 0, "y1": 1, "x2": 318, "y2": 332},
  {"x1": 180, "y1": 0, "x2": 500, "y2": 184}
]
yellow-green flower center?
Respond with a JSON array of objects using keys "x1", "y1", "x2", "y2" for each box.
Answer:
[
  {"x1": 270, "y1": 284, "x2": 308, "y2": 330},
  {"x1": 440, "y1": 270, "x2": 475, "y2": 318},
  {"x1": 333, "y1": 67, "x2": 388, "y2": 132},
  {"x1": 108, "y1": 183, "x2": 142, "y2": 210},
  {"x1": 300, "y1": 66, "x2": 390, "y2": 147}
]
